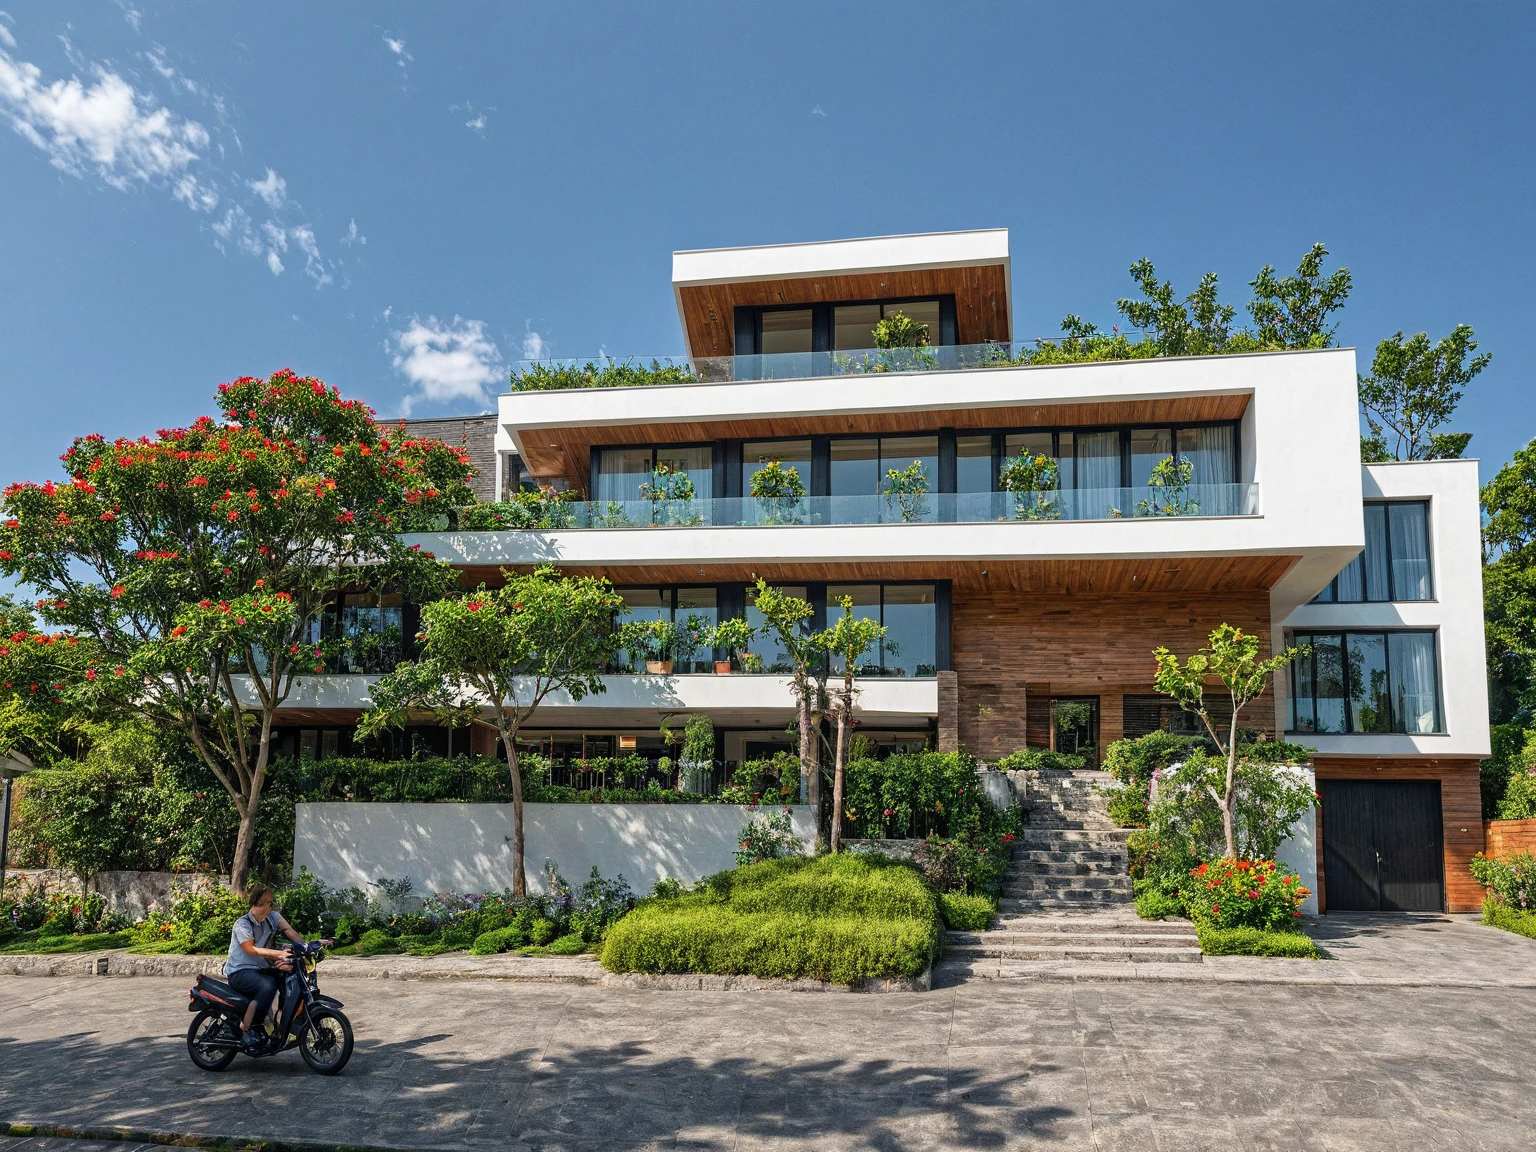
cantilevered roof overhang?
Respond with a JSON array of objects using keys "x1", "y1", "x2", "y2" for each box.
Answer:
[{"x1": 671, "y1": 229, "x2": 1012, "y2": 358}]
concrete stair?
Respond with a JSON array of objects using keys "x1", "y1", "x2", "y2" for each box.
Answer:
[{"x1": 942, "y1": 766, "x2": 1201, "y2": 978}]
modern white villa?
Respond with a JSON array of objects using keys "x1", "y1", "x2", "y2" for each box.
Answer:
[{"x1": 271, "y1": 229, "x2": 1491, "y2": 914}]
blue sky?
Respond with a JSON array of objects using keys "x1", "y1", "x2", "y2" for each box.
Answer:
[{"x1": 2, "y1": 1, "x2": 1533, "y2": 500}]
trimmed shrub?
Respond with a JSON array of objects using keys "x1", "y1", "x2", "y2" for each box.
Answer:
[
  {"x1": 469, "y1": 926, "x2": 522, "y2": 956},
  {"x1": 1196, "y1": 926, "x2": 1324, "y2": 958},
  {"x1": 938, "y1": 892, "x2": 996, "y2": 931},
  {"x1": 1469, "y1": 852, "x2": 1536, "y2": 910},
  {"x1": 1134, "y1": 888, "x2": 1184, "y2": 921},
  {"x1": 1483, "y1": 895, "x2": 1536, "y2": 940},
  {"x1": 1180, "y1": 859, "x2": 1309, "y2": 931},
  {"x1": 600, "y1": 853, "x2": 941, "y2": 984},
  {"x1": 548, "y1": 932, "x2": 587, "y2": 955},
  {"x1": 992, "y1": 749, "x2": 1085, "y2": 773},
  {"x1": 1497, "y1": 769, "x2": 1536, "y2": 821},
  {"x1": 347, "y1": 928, "x2": 402, "y2": 956},
  {"x1": 1106, "y1": 788, "x2": 1150, "y2": 829},
  {"x1": 601, "y1": 907, "x2": 938, "y2": 983}
]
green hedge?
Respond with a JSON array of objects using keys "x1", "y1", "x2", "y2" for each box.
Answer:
[
  {"x1": 938, "y1": 892, "x2": 996, "y2": 931},
  {"x1": 1196, "y1": 926, "x2": 1324, "y2": 958},
  {"x1": 600, "y1": 853, "x2": 942, "y2": 984},
  {"x1": 1483, "y1": 896, "x2": 1536, "y2": 940}
]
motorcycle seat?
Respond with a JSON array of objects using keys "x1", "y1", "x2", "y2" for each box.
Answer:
[{"x1": 194, "y1": 974, "x2": 251, "y2": 1012}]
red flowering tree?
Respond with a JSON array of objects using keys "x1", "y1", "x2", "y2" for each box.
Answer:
[{"x1": 0, "y1": 370, "x2": 474, "y2": 891}]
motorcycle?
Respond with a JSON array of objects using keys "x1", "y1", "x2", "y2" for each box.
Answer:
[{"x1": 185, "y1": 940, "x2": 354, "y2": 1074}]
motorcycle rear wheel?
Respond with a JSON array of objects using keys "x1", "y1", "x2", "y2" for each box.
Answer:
[
  {"x1": 186, "y1": 1009, "x2": 238, "y2": 1071},
  {"x1": 299, "y1": 1007, "x2": 354, "y2": 1075}
]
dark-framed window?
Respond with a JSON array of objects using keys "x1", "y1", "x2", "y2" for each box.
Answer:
[
  {"x1": 1311, "y1": 501, "x2": 1433, "y2": 603},
  {"x1": 824, "y1": 583, "x2": 938, "y2": 678},
  {"x1": 733, "y1": 296, "x2": 958, "y2": 357},
  {"x1": 985, "y1": 423, "x2": 1240, "y2": 493},
  {"x1": 594, "y1": 445, "x2": 714, "y2": 505},
  {"x1": 1288, "y1": 630, "x2": 1442, "y2": 735},
  {"x1": 500, "y1": 453, "x2": 536, "y2": 501}
]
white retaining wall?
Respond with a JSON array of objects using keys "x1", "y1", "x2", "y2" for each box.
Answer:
[
  {"x1": 1275, "y1": 802, "x2": 1319, "y2": 917},
  {"x1": 293, "y1": 802, "x2": 817, "y2": 896}
]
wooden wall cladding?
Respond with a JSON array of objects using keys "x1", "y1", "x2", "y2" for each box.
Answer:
[
  {"x1": 950, "y1": 589, "x2": 1273, "y2": 758},
  {"x1": 516, "y1": 394, "x2": 1253, "y2": 485},
  {"x1": 1484, "y1": 818, "x2": 1536, "y2": 860},
  {"x1": 676, "y1": 265, "x2": 1011, "y2": 357},
  {"x1": 458, "y1": 556, "x2": 1299, "y2": 598},
  {"x1": 1313, "y1": 757, "x2": 1485, "y2": 914}
]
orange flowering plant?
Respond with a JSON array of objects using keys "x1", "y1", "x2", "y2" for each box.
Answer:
[
  {"x1": 1181, "y1": 857, "x2": 1309, "y2": 931},
  {"x1": 0, "y1": 370, "x2": 474, "y2": 892}
]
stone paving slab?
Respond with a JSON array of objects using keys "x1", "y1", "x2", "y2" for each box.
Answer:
[
  {"x1": 3, "y1": 972, "x2": 1534, "y2": 1151},
  {"x1": 0, "y1": 950, "x2": 604, "y2": 984}
]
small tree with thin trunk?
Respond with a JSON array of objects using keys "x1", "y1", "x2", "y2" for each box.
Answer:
[
  {"x1": 750, "y1": 579, "x2": 827, "y2": 814},
  {"x1": 822, "y1": 597, "x2": 885, "y2": 853},
  {"x1": 358, "y1": 567, "x2": 623, "y2": 895},
  {"x1": 1152, "y1": 624, "x2": 1303, "y2": 859}
]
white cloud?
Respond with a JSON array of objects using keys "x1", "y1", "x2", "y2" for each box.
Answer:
[
  {"x1": 290, "y1": 224, "x2": 330, "y2": 287},
  {"x1": 521, "y1": 324, "x2": 548, "y2": 360},
  {"x1": 248, "y1": 165, "x2": 285, "y2": 208},
  {"x1": 388, "y1": 314, "x2": 503, "y2": 415},
  {"x1": 811, "y1": 104, "x2": 826, "y2": 117},
  {"x1": 172, "y1": 172, "x2": 217, "y2": 211},
  {"x1": 0, "y1": 15, "x2": 15, "y2": 51},
  {"x1": 265, "y1": 249, "x2": 283, "y2": 276},
  {"x1": 382, "y1": 35, "x2": 411, "y2": 65},
  {"x1": 341, "y1": 218, "x2": 365, "y2": 246},
  {"x1": 0, "y1": 43, "x2": 209, "y2": 191},
  {"x1": 453, "y1": 101, "x2": 492, "y2": 136}
]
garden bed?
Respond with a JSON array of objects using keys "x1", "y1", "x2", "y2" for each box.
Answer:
[
  {"x1": 1482, "y1": 896, "x2": 1536, "y2": 940},
  {"x1": 600, "y1": 853, "x2": 943, "y2": 986}
]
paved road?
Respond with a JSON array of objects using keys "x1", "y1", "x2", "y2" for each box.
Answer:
[{"x1": 3, "y1": 967, "x2": 1533, "y2": 1152}]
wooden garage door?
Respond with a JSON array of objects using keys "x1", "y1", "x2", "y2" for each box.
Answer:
[{"x1": 1320, "y1": 780, "x2": 1444, "y2": 911}]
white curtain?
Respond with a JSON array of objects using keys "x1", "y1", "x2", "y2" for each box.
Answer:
[
  {"x1": 1389, "y1": 503, "x2": 1432, "y2": 600},
  {"x1": 1362, "y1": 504, "x2": 1390, "y2": 601},
  {"x1": 1075, "y1": 431, "x2": 1121, "y2": 492},
  {"x1": 1180, "y1": 425, "x2": 1235, "y2": 486},
  {"x1": 1390, "y1": 632, "x2": 1440, "y2": 733}
]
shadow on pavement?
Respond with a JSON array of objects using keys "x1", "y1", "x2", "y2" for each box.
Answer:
[{"x1": 0, "y1": 1026, "x2": 1077, "y2": 1150}]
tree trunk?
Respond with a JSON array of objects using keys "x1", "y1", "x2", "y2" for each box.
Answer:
[
  {"x1": 501, "y1": 713, "x2": 527, "y2": 896},
  {"x1": 1222, "y1": 708, "x2": 1240, "y2": 859},
  {"x1": 830, "y1": 693, "x2": 850, "y2": 853},
  {"x1": 227, "y1": 714, "x2": 274, "y2": 894},
  {"x1": 796, "y1": 686, "x2": 813, "y2": 805}
]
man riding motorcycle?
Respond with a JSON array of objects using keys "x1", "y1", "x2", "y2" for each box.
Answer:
[{"x1": 224, "y1": 883, "x2": 307, "y2": 1053}]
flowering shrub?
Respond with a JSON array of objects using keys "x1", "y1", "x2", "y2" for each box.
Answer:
[
  {"x1": 1180, "y1": 858, "x2": 1309, "y2": 931},
  {"x1": 2, "y1": 884, "x2": 128, "y2": 937},
  {"x1": 735, "y1": 807, "x2": 803, "y2": 866},
  {"x1": 1469, "y1": 851, "x2": 1536, "y2": 911}
]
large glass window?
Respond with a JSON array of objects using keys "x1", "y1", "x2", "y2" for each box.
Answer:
[
  {"x1": 1075, "y1": 430, "x2": 1122, "y2": 494},
  {"x1": 742, "y1": 439, "x2": 812, "y2": 498},
  {"x1": 833, "y1": 300, "x2": 942, "y2": 350},
  {"x1": 334, "y1": 592, "x2": 405, "y2": 674},
  {"x1": 1289, "y1": 631, "x2": 1442, "y2": 734},
  {"x1": 956, "y1": 435, "x2": 994, "y2": 494},
  {"x1": 1176, "y1": 425, "x2": 1237, "y2": 486},
  {"x1": 1311, "y1": 501, "x2": 1433, "y2": 603},
  {"x1": 825, "y1": 583, "x2": 936, "y2": 677},
  {"x1": 745, "y1": 583, "x2": 809, "y2": 675},
  {"x1": 760, "y1": 309, "x2": 813, "y2": 355},
  {"x1": 596, "y1": 445, "x2": 712, "y2": 506},
  {"x1": 1130, "y1": 428, "x2": 1173, "y2": 488},
  {"x1": 613, "y1": 587, "x2": 718, "y2": 674}
]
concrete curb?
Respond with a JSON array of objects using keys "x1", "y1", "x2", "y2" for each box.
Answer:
[
  {"x1": 599, "y1": 966, "x2": 932, "y2": 994},
  {"x1": 0, "y1": 950, "x2": 603, "y2": 984}
]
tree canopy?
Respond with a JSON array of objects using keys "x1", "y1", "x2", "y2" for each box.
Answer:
[
  {"x1": 0, "y1": 369, "x2": 474, "y2": 890},
  {"x1": 1358, "y1": 325, "x2": 1490, "y2": 462}
]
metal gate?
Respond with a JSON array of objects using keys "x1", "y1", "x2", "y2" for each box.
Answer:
[{"x1": 1319, "y1": 780, "x2": 1444, "y2": 912}]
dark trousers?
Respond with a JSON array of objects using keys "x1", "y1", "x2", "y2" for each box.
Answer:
[{"x1": 228, "y1": 968, "x2": 279, "y2": 1021}]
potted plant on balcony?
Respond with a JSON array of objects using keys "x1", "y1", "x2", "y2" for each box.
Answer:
[
  {"x1": 620, "y1": 618, "x2": 679, "y2": 674},
  {"x1": 638, "y1": 462, "x2": 700, "y2": 527},
  {"x1": 1000, "y1": 451, "x2": 1063, "y2": 521},
  {"x1": 882, "y1": 459, "x2": 931, "y2": 523},
  {"x1": 749, "y1": 460, "x2": 807, "y2": 525},
  {"x1": 680, "y1": 713, "x2": 715, "y2": 795},
  {"x1": 708, "y1": 617, "x2": 757, "y2": 674},
  {"x1": 1136, "y1": 454, "x2": 1200, "y2": 517}
]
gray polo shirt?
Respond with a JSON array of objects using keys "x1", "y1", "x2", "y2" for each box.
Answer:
[{"x1": 225, "y1": 909, "x2": 290, "y2": 975}]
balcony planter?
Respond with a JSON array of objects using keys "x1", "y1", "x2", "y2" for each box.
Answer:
[
  {"x1": 645, "y1": 659, "x2": 675, "y2": 675},
  {"x1": 714, "y1": 660, "x2": 733, "y2": 675}
]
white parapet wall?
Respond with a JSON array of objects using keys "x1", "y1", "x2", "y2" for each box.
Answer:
[
  {"x1": 294, "y1": 802, "x2": 818, "y2": 897},
  {"x1": 1275, "y1": 805, "x2": 1319, "y2": 917}
]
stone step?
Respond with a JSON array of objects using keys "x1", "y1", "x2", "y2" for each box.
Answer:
[
  {"x1": 948, "y1": 929, "x2": 1195, "y2": 947},
  {"x1": 1001, "y1": 891, "x2": 1134, "y2": 910},
  {"x1": 1013, "y1": 849, "x2": 1127, "y2": 864},
  {"x1": 1007, "y1": 861, "x2": 1126, "y2": 877},
  {"x1": 1016, "y1": 829, "x2": 1130, "y2": 845},
  {"x1": 988, "y1": 917, "x2": 1195, "y2": 936},
  {"x1": 1005, "y1": 874, "x2": 1132, "y2": 892},
  {"x1": 944, "y1": 942, "x2": 1204, "y2": 964}
]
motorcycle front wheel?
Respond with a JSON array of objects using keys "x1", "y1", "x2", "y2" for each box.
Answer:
[
  {"x1": 299, "y1": 1007, "x2": 354, "y2": 1075},
  {"x1": 186, "y1": 1009, "x2": 238, "y2": 1071}
]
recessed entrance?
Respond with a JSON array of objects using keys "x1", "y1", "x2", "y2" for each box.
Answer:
[{"x1": 1319, "y1": 780, "x2": 1444, "y2": 912}]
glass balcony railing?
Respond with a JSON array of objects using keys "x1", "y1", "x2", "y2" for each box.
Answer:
[
  {"x1": 507, "y1": 341, "x2": 1149, "y2": 392},
  {"x1": 456, "y1": 484, "x2": 1259, "y2": 530}
]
